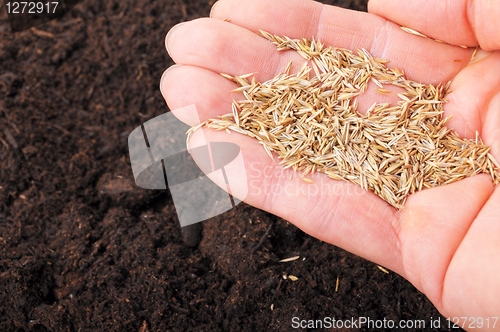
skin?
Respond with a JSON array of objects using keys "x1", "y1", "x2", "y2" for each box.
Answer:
[{"x1": 161, "y1": 0, "x2": 500, "y2": 329}]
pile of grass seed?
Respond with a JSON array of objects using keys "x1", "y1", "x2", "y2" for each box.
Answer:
[{"x1": 188, "y1": 31, "x2": 500, "y2": 209}]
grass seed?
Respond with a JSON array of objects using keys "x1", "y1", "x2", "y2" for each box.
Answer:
[{"x1": 189, "y1": 31, "x2": 500, "y2": 209}]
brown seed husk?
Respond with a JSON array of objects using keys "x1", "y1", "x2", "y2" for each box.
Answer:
[{"x1": 188, "y1": 31, "x2": 500, "y2": 209}]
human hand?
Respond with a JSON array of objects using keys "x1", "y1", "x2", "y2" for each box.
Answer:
[{"x1": 160, "y1": 0, "x2": 500, "y2": 328}]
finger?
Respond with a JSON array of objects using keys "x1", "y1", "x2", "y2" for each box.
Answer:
[
  {"x1": 444, "y1": 51, "x2": 500, "y2": 138},
  {"x1": 160, "y1": 64, "x2": 241, "y2": 125},
  {"x1": 187, "y1": 127, "x2": 404, "y2": 274},
  {"x1": 207, "y1": 0, "x2": 472, "y2": 83},
  {"x1": 166, "y1": 18, "x2": 309, "y2": 82},
  {"x1": 397, "y1": 175, "x2": 494, "y2": 309},
  {"x1": 482, "y1": 90, "x2": 500, "y2": 158},
  {"x1": 368, "y1": 0, "x2": 500, "y2": 51},
  {"x1": 442, "y1": 187, "x2": 500, "y2": 318}
]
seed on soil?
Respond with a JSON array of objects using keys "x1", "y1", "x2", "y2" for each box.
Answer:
[
  {"x1": 279, "y1": 256, "x2": 300, "y2": 263},
  {"x1": 188, "y1": 31, "x2": 500, "y2": 209},
  {"x1": 377, "y1": 265, "x2": 389, "y2": 274}
]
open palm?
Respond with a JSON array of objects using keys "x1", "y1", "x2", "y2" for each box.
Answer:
[{"x1": 161, "y1": 0, "x2": 500, "y2": 326}]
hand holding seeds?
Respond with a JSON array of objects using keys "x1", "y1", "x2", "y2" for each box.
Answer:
[
  {"x1": 193, "y1": 31, "x2": 499, "y2": 209},
  {"x1": 162, "y1": 0, "x2": 500, "y2": 328}
]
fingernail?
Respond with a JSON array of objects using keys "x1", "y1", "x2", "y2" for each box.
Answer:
[
  {"x1": 160, "y1": 64, "x2": 181, "y2": 99},
  {"x1": 209, "y1": 1, "x2": 219, "y2": 17},
  {"x1": 165, "y1": 22, "x2": 187, "y2": 56}
]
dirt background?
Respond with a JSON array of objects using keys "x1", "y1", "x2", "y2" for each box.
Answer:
[{"x1": 0, "y1": 0, "x2": 461, "y2": 331}]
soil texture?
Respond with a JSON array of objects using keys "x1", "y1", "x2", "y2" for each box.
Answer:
[{"x1": 0, "y1": 0, "x2": 461, "y2": 331}]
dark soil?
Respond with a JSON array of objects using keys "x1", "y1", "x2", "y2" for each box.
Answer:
[{"x1": 0, "y1": 0, "x2": 460, "y2": 331}]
